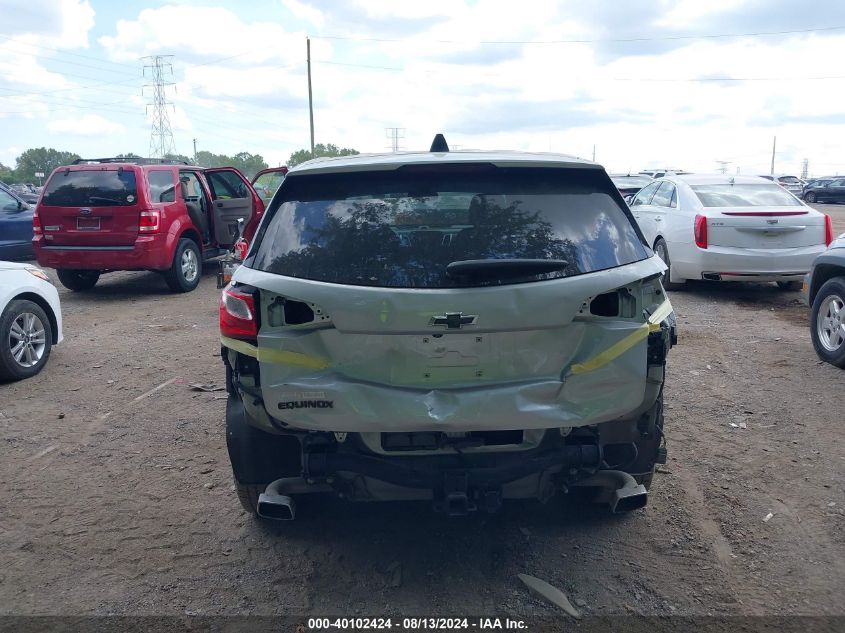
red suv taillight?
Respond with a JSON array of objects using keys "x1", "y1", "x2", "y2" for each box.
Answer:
[
  {"x1": 139, "y1": 210, "x2": 160, "y2": 233},
  {"x1": 824, "y1": 214, "x2": 833, "y2": 246},
  {"x1": 694, "y1": 214, "x2": 708, "y2": 249},
  {"x1": 32, "y1": 208, "x2": 42, "y2": 238},
  {"x1": 220, "y1": 285, "x2": 257, "y2": 340}
]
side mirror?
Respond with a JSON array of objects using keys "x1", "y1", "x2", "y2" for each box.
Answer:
[{"x1": 624, "y1": 195, "x2": 634, "y2": 205}]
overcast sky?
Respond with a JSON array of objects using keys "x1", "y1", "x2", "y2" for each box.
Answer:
[{"x1": 2, "y1": 0, "x2": 845, "y2": 177}]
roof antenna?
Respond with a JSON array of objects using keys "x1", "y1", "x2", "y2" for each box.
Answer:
[{"x1": 430, "y1": 133, "x2": 449, "y2": 153}]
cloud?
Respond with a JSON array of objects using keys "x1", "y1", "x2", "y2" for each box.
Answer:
[
  {"x1": 48, "y1": 113, "x2": 125, "y2": 136},
  {"x1": 99, "y1": 5, "x2": 304, "y2": 64},
  {"x1": 0, "y1": 0, "x2": 95, "y2": 49}
]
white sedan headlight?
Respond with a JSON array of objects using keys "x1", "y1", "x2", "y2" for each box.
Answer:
[{"x1": 26, "y1": 267, "x2": 52, "y2": 283}]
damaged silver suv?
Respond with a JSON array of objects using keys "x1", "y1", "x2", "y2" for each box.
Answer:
[{"x1": 220, "y1": 135, "x2": 676, "y2": 519}]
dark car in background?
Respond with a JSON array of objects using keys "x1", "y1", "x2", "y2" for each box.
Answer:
[
  {"x1": 803, "y1": 177, "x2": 845, "y2": 204},
  {"x1": 610, "y1": 174, "x2": 652, "y2": 198},
  {"x1": 9, "y1": 184, "x2": 39, "y2": 205},
  {"x1": 0, "y1": 183, "x2": 34, "y2": 261}
]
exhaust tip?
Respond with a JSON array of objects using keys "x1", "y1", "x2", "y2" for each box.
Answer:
[
  {"x1": 257, "y1": 492, "x2": 296, "y2": 521},
  {"x1": 610, "y1": 484, "x2": 648, "y2": 513}
]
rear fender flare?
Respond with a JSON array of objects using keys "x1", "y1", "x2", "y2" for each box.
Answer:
[{"x1": 164, "y1": 217, "x2": 203, "y2": 257}]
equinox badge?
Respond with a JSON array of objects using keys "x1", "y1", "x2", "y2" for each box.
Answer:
[{"x1": 429, "y1": 312, "x2": 477, "y2": 329}]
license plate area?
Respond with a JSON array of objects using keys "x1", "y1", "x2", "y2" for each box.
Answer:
[{"x1": 76, "y1": 217, "x2": 100, "y2": 231}]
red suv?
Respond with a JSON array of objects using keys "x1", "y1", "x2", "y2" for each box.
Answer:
[{"x1": 33, "y1": 158, "x2": 285, "y2": 292}]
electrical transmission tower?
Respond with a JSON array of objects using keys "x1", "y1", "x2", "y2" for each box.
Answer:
[
  {"x1": 385, "y1": 127, "x2": 405, "y2": 152},
  {"x1": 801, "y1": 158, "x2": 809, "y2": 180},
  {"x1": 142, "y1": 55, "x2": 177, "y2": 158},
  {"x1": 715, "y1": 160, "x2": 730, "y2": 174}
]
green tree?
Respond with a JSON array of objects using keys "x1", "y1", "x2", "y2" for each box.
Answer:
[
  {"x1": 115, "y1": 152, "x2": 141, "y2": 159},
  {"x1": 0, "y1": 162, "x2": 14, "y2": 184},
  {"x1": 288, "y1": 143, "x2": 359, "y2": 167},
  {"x1": 193, "y1": 150, "x2": 268, "y2": 179},
  {"x1": 163, "y1": 153, "x2": 194, "y2": 164},
  {"x1": 194, "y1": 150, "x2": 224, "y2": 168},
  {"x1": 14, "y1": 148, "x2": 81, "y2": 182},
  {"x1": 230, "y1": 151, "x2": 268, "y2": 179}
]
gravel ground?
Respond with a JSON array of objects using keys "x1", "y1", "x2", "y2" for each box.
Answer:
[{"x1": 0, "y1": 239, "x2": 843, "y2": 620}]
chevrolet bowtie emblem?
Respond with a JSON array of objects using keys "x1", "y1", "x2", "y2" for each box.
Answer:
[{"x1": 429, "y1": 312, "x2": 477, "y2": 329}]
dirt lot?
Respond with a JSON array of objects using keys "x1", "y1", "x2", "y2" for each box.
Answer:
[{"x1": 1, "y1": 212, "x2": 844, "y2": 619}]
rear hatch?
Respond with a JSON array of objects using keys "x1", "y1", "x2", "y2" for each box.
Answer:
[
  {"x1": 38, "y1": 167, "x2": 140, "y2": 246},
  {"x1": 691, "y1": 182, "x2": 825, "y2": 248},
  {"x1": 234, "y1": 163, "x2": 666, "y2": 432}
]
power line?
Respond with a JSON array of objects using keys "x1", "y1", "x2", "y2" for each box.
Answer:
[
  {"x1": 142, "y1": 55, "x2": 177, "y2": 158},
  {"x1": 313, "y1": 60, "x2": 845, "y2": 82},
  {"x1": 313, "y1": 24, "x2": 845, "y2": 45},
  {"x1": 0, "y1": 35, "x2": 139, "y2": 69}
]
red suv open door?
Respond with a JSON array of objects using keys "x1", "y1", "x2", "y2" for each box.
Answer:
[{"x1": 203, "y1": 167, "x2": 265, "y2": 246}]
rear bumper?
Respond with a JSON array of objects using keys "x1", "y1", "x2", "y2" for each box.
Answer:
[
  {"x1": 672, "y1": 242, "x2": 825, "y2": 282},
  {"x1": 34, "y1": 235, "x2": 172, "y2": 270}
]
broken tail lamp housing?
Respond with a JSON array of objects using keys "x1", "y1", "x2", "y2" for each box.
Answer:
[{"x1": 220, "y1": 285, "x2": 257, "y2": 340}]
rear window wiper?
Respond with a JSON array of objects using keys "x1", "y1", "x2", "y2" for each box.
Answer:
[
  {"x1": 446, "y1": 258, "x2": 569, "y2": 279},
  {"x1": 87, "y1": 195, "x2": 123, "y2": 205}
]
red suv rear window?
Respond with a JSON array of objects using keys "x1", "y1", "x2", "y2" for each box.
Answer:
[{"x1": 42, "y1": 170, "x2": 138, "y2": 207}]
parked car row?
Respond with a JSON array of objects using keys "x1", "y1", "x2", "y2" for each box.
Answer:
[
  {"x1": 3, "y1": 140, "x2": 842, "y2": 528},
  {"x1": 4, "y1": 183, "x2": 41, "y2": 205},
  {"x1": 802, "y1": 177, "x2": 845, "y2": 204}
]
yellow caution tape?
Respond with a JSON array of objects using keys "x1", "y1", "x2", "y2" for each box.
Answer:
[
  {"x1": 569, "y1": 298, "x2": 673, "y2": 376},
  {"x1": 220, "y1": 336, "x2": 331, "y2": 370}
]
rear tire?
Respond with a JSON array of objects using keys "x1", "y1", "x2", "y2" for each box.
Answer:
[
  {"x1": 777, "y1": 281, "x2": 802, "y2": 291},
  {"x1": 165, "y1": 238, "x2": 201, "y2": 293},
  {"x1": 810, "y1": 276, "x2": 845, "y2": 368},
  {"x1": 56, "y1": 269, "x2": 99, "y2": 291},
  {"x1": 0, "y1": 300, "x2": 53, "y2": 381},
  {"x1": 654, "y1": 238, "x2": 685, "y2": 291}
]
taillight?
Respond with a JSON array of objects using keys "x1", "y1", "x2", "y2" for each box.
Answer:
[
  {"x1": 32, "y1": 208, "x2": 42, "y2": 237},
  {"x1": 139, "y1": 210, "x2": 160, "y2": 233},
  {"x1": 694, "y1": 214, "x2": 708, "y2": 249},
  {"x1": 220, "y1": 285, "x2": 257, "y2": 340},
  {"x1": 824, "y1": 214, "x2": 833, "y2": 246}
]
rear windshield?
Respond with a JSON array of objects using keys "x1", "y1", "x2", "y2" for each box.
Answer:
[
  {"x1": 611, "y1": 176, "x2": 652, "y2": 188},
  {"x1": 42, "y1": 170, "x2": 138, "y2": 207},
  {"x1": 248, "y1": 165, "x2": 647, "y2": 288},
  {"x1": 692, "y1": 184, "x2": 802, "y2": 207},
  {"x1": 778, "y1": 176, "x2": 801, "y2": 184}
]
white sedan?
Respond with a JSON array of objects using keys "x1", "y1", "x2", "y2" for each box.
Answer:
[
  {"x1": 629, "y1": 175, "x2": 833, "y2": 290},
  {"x1": 0, "y1": 262, "x2": 63, "y2": 381}
]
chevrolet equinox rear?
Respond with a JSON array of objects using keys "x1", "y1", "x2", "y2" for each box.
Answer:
[{"x1": 221, "y1": 138, "x2": 675, "y2": 519}]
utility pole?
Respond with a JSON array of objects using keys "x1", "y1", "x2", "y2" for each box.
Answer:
[
  {"x1": 770, "y1": 136, "x2": 776, "y2": 175},
  {"x1": 142, "y1": 55, "x2": 177, "y2": 158},
  {"x1": 715, "y1": 160, "x2": 730, "y2": 174},
  {"x1": 307, "y1": 37, "x2": 315, "y2": 156},
  {"x1": 385, "y1": 127, "x2": 405, "y2": 152},
  {"x1": 192, "y1": 138, "x2": 197, "y2": 162},
  {"x1": 592, "y1": 144, "x2": 595, "y2": 162}
]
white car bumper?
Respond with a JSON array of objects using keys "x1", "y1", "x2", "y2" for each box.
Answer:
[{"x1": 672, "y1": 243, "x2": 826, "y2": 283}]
